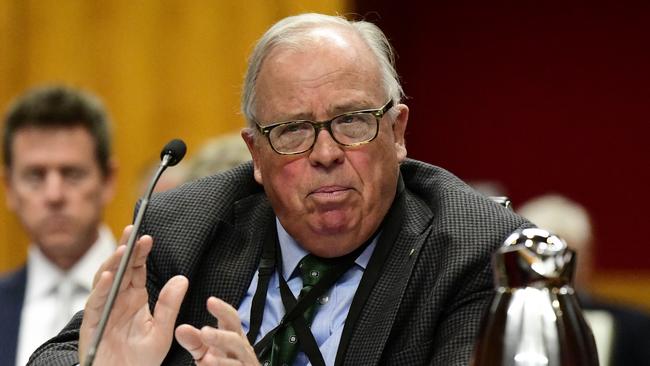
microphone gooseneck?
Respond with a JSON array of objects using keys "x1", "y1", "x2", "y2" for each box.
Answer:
[{"x1": 83, "y1": 139, "x2": 187, "y2": 366}]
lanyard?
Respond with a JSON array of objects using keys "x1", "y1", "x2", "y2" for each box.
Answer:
[{"x1": 247, "y1": 226, "x2": 374, "y2": 366}]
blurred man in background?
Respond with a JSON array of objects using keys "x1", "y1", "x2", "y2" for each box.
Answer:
[
  {"x1": 518, "y1": 194, "x2": 650, "y2": 366},
  {"x1": 0, "y1": 85, "x2": 116, "y2": 366},
  {"x1": 137, "y1": 131, "x2": 251, "y2": 196},
  {"x1": 182, "y1": 132, "x2": 251, "y2": 183}
]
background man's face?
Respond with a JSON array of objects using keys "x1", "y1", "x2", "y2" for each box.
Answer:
[{"x1": 4, "y1": 126, "x2": 114, "y2": 268}]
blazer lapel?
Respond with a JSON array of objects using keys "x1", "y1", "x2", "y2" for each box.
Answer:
[
  {"x1": 338, "y1": 187, "x2": 434, "y2": 366},
  {"x1": 186, "y1": 193, "x2": 275, "y2": 324},
  {"x1": 165, "y1": 194, "x2": 275, "y2": 365}
]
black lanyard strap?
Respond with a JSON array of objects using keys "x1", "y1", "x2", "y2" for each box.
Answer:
[
  {"x1": 247, "y1": 218, "x2": 278, "y2": 345},
  {"x1": 277, "y1": 270, "x2": 326, "y2": 366},
  {"x1": 249, "y1": 223, "x2": 375, "y2": 365},
  {"x1": 246, "y1": 257, "x2": 274, "y2": 345}
]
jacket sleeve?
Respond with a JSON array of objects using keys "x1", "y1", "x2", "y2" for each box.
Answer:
[
  {"x1": 428, "y1": 221, "x2": 532, "y2": 366},
  {"x1": 27, "y1": 311, "x2": 83, "y2": 366}
]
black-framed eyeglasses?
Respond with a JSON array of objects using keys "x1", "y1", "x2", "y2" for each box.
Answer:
[{"x1": 255, "y1": 99, "x2": 394, "y2": 155}]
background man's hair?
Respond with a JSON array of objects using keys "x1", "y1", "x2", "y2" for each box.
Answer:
[{"x1": 2, "y1": 85, "x2": 112, "y2": 176}]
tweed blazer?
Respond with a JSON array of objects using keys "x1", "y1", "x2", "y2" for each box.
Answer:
[{"x1": 28, "y1": 159, "x2": 529, "y2": 365}]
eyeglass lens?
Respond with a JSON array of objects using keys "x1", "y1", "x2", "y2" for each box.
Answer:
[{"x1": 269, "y1": 112, "x2": 378, "y2": 153}]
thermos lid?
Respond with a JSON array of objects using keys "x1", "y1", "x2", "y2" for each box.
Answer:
[
  {"x1": 504, "y1": 227, "x2": 566, "y2": 255},
  {"x1": 495, "y1": 228, "x2": 575, "y2": 287}
]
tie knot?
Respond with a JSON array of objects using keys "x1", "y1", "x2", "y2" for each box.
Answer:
[{"x1": 298, "y1": 254, "x2": 336, "y2": 287}]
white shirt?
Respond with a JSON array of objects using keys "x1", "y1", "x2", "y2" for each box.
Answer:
[{"x1": 15, "y1": 225, "x2": 115, "y2": 366}]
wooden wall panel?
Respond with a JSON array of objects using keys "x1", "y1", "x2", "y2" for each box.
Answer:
[
  {"x1": 0, "y1": 0, "x2": 349, "y2": 272},
  {"x1": 354, "y1": 0, "x2": 650, "y2": 311}
]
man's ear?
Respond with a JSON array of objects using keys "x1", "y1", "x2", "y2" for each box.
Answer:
[
  {"x1": 241, "y1": 128, "x2": 264, "y2": 185},
  {"x1": 392, "y1": 104, "x2": 409, "y2": 162}
]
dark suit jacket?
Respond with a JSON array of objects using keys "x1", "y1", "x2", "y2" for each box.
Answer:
[
  {"x1": 28, "y1": 159, "x2": 529, "y2": 365},
  {"x1": 580, "y1": 295, "x2": 650, "y2": 366},
  {"x1": 0, "y1": 265, "x2": 27, "y2": 366}
]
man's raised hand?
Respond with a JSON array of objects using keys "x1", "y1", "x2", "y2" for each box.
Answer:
[
  {"x1": 176, "y1": 297, "x2": 260, "y2": 366},
  {"x1": 78, "y1": 225, "x2": 189, "y2": 366}
]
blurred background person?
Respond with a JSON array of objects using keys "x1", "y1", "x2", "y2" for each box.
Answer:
[
  {"x1": 0, "y1": 85, "x2": 117, "y2": 366},
  {"x1": 518, "y1": 194, "x2": 650, "y2": 366},
  {"x1": 182, "y1": 131, "x2": 251, "y2": 183},
  {"x1": 136, "y1": 131, "x2": 251, "y2": 196},
  {"x1": 135, "y1": 158, "x2": 189, "y2": 196}
]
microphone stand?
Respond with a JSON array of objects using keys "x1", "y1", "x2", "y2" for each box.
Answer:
[{"x1": 83, "y1": 154, "x2": 175, "y2": 366}]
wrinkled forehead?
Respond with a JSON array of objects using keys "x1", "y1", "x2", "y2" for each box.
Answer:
[
  {"x1": 254, "y1": 26, "x2": 384, "y2": 119},
  {"x1": 267, "y1": 25, "x2": 379, "y2": 65}
]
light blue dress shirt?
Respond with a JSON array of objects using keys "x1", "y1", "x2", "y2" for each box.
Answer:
[{"x1": 238, "y1": 218, "x2": 376, "y2": 366}]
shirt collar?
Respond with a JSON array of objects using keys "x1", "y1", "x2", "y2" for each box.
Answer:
[
  {"x1": 25, "y1": 225, "x2": 116, "y2": 301},
  {"x1": 275, "y1": 218, "x2": 377, "y2": 281},
  {"x1": 67, "y1": 225, "x2": 116, "y2": 292}
]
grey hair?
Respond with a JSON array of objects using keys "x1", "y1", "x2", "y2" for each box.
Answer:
[
  {"x1": 517, "y1": 194, "x2": 593, "y2": 251},
  {"x1": 241, "y1": 13, "x2": 404, "y2": 128}
]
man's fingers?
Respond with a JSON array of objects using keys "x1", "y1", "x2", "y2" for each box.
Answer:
[
  {"x1": 128, "y1": 235, "x2": 153, "y2": 290},
  {"x1": 200, "y1": 326, "x2": 256, "y2": 361},
  {"x1": 206, "y1": 297, "x2": 246, "y2": 337},
  {"x1": 84, "y1": 229, "x2": 155, "y2": 328},
  {"x1": 130, "y1": 262, "x2": 148, "y2": 289},
  {"x1": 84, "y1": 270, "x2": 115, "y2": 326},
  {"x1": 177, "y1": 297, "x2": 257, "y2": 365},
  {"x1": 107, "y1": 225, "x2": 134, "y2": 270},
  {"x1": 200, "y1": 353, "x2": 246, "y2": 366},
  {"x1": 131, "y1": 234, "x2": 153, "y2": 268},
  {"x1": 176, "y1": 324, "x2": 209, "y2": 361},
  {"x1": 153, "y1": 275, "x2": 189, "y2": 335},
  {"x1": 91, "y1": 225, "x2": 153, "y2": 288},
  {"x1": 203, "y1": 298, "x2": 258, "y2": 364},
  {"x1": 118, "y1": 235, "x2": 153, "y2": 290},
  {"x1": 93, "y1": 245, "x2": 126, "y2": 286}
]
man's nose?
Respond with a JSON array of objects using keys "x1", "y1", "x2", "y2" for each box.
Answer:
[
  {"x1": 43, "y1": 172, "x2": 65, "y2": 203},
  {"x1": 308, "y1": 129, "x2": 345, "y2": 167}
]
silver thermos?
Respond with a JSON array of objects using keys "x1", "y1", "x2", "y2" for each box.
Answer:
[{"x1": 471, "y1": 228, "x2": 599, "y2": 366}]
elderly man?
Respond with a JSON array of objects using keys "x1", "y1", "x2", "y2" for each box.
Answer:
[
  {"x1": 0, "y1": 86, "x2": 116, "y2": 366},
  {"x1": 29, "y1": 14, "x2": 528, "y2": 365}
]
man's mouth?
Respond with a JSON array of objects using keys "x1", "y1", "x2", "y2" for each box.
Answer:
[
  {"x1": 311, "y1": 185, "x2": 350, "y2": 195},
  {"x1": 308, "y1": 185, "x2": 354, "y2": 207},
  {"x1": 42, "y1": 215, "x2": 71, "y2": 228}
]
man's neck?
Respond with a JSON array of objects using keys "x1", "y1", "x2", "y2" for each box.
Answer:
[{"x1": 39, "y1": 229, "x2": 100, "y2": 271}]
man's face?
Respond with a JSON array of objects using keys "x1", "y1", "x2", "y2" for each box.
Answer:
[
  {"x1": 243, "y1": 27, "x2": 408, "y2": 258},
  {"x1": 3, "y1": 126, "x2": 114, "y2": 269}
]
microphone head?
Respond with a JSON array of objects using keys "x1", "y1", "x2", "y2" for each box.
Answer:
[{"x1": 160, "y1": 139, "x2": 187, "y2": 166}]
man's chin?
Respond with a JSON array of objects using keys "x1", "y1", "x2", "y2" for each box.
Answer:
[
  {"x1": 311, "y1": 211, "x2": 356, "y2": 235},
  {"x1": 36, "y1": 234, "x2": 79, "y2": 252}
]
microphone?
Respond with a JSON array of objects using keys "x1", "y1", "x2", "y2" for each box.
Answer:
[
  {"x1": 160, "y1": 138, "x2": 187, "y2": 167},
  {"x1": 83, "y1": 139, "x2": 187, "y2": 366}
]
